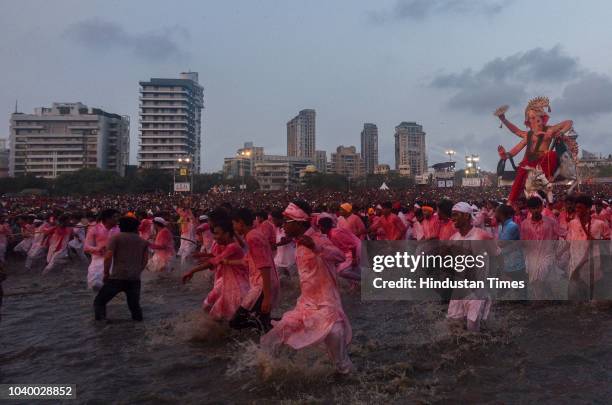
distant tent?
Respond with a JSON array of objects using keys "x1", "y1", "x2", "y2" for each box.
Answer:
[{"x1": 379, "y1": 182, "x2": 390, "y2": 190}]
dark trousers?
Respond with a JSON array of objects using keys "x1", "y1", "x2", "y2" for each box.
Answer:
[
  {"x1": 94, "y1": 279, "x2": 143, "y2": 321},
  {"x1": 229, "y1": 293, "x2": 271, "y2": 333}
]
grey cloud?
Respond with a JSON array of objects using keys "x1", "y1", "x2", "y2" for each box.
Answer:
[
  {"x1": 431, "y1": 46, "x2": 582, "y2": 113},
  {"x1": 370, "y1": 0, "x2": 511, "y2": 23},
  {"x1": 63, "y1": 18, "x2": 189, "y2": 61},
  {"x1": 433, "y1": 46, "x2": 580, "y2": 89},
  {"x1": 430, "y1": 69, "x2": 477, "y2": 89},
  {"x1": 479, "y1": 46, "x2": 581, "y2": 83},
  {"x1": 446, "y1": 82, "x2": 527, "y2": 113},
  {"x1": 554, "y1": 73, "x2": 612, "y2": 117}
]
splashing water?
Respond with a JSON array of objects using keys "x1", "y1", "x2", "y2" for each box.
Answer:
[{"x1": 2, "y1": 256, "x2": 612, "y2": 403}]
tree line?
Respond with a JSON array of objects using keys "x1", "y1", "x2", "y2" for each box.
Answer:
[
  {"x1": 0, "y1": 168, "x2": 259, "y2": 195},
  {"x1": 0, "y1": 168, "x2": 428, "y2": 196}
]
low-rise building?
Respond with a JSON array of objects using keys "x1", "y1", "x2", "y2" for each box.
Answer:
[
  {"x1": 223, "y1": 142, "x2": 265, "y2": 178},
  {"x1": 374, "y1": 164, "x2": 390, "y2": 175},
  {"x1": 9, "y1": 102, "x2": 130, "y2": 178},
  {"x1": 329, "y1": 145, "x2": 363, "y2": 179},
  {"x1": 432, "y1": 162, "x2": 455, "y2": 188},
  {"x1": 254, "y1": 155, "x2": 313, "y2": 191}
]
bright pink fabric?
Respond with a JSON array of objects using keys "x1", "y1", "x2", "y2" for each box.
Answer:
[
  {"x1": 329, "y1": 227, "x2": 361, "y2": 272},
  {"x1": 257, "y1": 219, "x2": 277, "y2": 249},
  {"x1": 138, "y1": 219, "x2": 154, "y2": 241},
  {"x1": 84, "y1": 223, "x2": 119, "y2": 257},
  {"x1": 242, "y1": 228, "x2": 280, "y2": 311},
  {"x1": 339, "y1": 214, "x2": 366, "y2": 240},
  {"x1": 203, "y1": 242, "x2": 249, "y2": 320},
  {"x1": 149, "y1": 227, "x2": 175, "y2": 261},
  {"x1": 421, "y1": 216, "x2": 440, "y2": 240},
  {"x1": 372, "y1": 213, "x2": 407, "y2": 240},
  {"x1": 261, "y1": 227, "x2": 350, "y2": 350},
  {"x1": 438, "y1": 219, "x2": 456, "y2": 241}
]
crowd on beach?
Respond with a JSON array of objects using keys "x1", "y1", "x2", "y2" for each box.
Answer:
[{"x1": 1, "y1": 184, "x2": 611, "y2": 373}]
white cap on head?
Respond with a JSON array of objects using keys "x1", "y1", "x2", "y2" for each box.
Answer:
[
  {"x1": 199, "y1": 215, "x2": 208, "y2": 221},
  {"x1": 452, "y1": 202, "x2": 474, "y2": 215},
  {"x1": 153, "y1": 217, "x2": 167, "y2": 226}
]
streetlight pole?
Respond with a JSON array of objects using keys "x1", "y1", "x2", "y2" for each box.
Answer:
[{"x1": 445, "y1": 149, "x2": 455, "y2": 163}]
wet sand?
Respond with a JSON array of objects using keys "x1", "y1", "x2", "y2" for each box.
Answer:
[{"x1": 1, "y1": 256, "x2": 611, "y2": 404}]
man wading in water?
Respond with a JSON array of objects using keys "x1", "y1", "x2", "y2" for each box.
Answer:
[{"x1": 94, "y1": 216, "x2": 150, "y2": 321}]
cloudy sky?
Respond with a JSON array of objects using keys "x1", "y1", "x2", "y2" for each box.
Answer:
[{"x1": 2, "y1": 0, "x2": 612, "y2": 172}]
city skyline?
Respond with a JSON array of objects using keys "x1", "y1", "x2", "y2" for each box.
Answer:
[{"x1": 2, "y1": 0, "x2": 612, "y2": 173}]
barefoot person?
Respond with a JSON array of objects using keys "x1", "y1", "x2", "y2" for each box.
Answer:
[
  {"x1": 261, "y1": 201, "x2": 353, "y2": 374},
  {"x1": 94, "y1": 216, "x2": 149, "y2": 321}
]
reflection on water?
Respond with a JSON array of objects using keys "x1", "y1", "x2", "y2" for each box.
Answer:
[{"x1": 1, "y1": 257, "x2": 611, "y2": 403}]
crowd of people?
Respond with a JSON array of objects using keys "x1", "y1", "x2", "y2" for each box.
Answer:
[{"x1": 1, "y1": 184, "x2": 611, "y2": 373}]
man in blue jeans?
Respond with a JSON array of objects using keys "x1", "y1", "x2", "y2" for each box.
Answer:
[{"x1": 94, "y1": 216, "x2": 149, "y2": 321}]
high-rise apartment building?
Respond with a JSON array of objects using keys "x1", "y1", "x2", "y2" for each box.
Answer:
[
  {"x1": 138, "y1": 72, "x2": 204, "y2": 172},
  {"x1": 287, "y1": 109, "x2": 315, "y2": 159},
  {"x1": 9, "y1": 102, "x2": 129, "y2": 178},
  {"x1": 360, "y1": 123, "x2": 378, "y2": 174},
  {"x1": 394, "y1": 121, "x2": 427, "y2": 176}
]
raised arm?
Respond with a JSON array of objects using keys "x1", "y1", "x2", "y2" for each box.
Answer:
[
  {"x1": 499, "y1": 114, "x2": 528, "y2": 139},
  {"x1": 509, "y1": 139, "x2": 527, "y2": 157},
  {"x1": 548, "y1": 119, "x2": 573, "y2": 136}
]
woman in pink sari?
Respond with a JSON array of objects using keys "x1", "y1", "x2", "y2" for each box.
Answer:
[
  {"x1": 261, "y1": 201, "x2": 353, "y2": 374},
  {"x1": 183, "y1": 218, "x2": 249, "y2": 321}
]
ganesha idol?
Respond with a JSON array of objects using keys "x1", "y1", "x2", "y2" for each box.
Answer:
[{"x1": 494, "y1": 96, "x2": 579, "y2": 203}]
